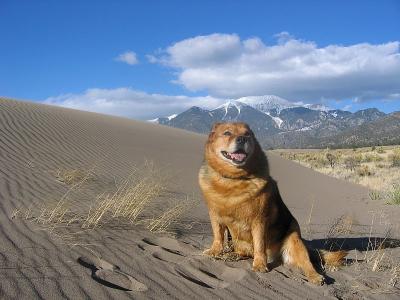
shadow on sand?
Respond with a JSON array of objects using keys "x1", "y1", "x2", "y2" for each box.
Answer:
[{"x1": 307, "y1": 236, "x2": 400, "y2": 252}]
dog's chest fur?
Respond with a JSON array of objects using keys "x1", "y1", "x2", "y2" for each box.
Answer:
[{"x1": 199, "y1": 164, "x2": 269, "y2": 221}]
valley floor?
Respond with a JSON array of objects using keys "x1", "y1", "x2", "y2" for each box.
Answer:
[{"x1": 273, "y1": 146, "x2": 400, "y2": 205}]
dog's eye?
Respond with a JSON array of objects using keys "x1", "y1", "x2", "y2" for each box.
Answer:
[
  {"x1": 244, "y1": 131, "x2": 250, "y2": 137},
  {"x1": 223, "y1": 131, "x2": 232, "y2": 136}
]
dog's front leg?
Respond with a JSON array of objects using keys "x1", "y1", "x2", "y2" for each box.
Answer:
[
  {"x1": 251, "y1": 220, "x2": 268, "y2": 272},
  {"x1": 203, "y1": 210, "x2": 225, "y2": 257}
]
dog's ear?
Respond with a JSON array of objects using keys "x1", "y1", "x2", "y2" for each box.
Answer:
[
  {"x1": 211, "y1": 122, "x2": 222, "y2": 133},
  {"x1": 249, "y1": 128, "x2": 255, "y2": 137},
  {"x1": 207, "y1": 122, "x2": 222, "y2": 143}
]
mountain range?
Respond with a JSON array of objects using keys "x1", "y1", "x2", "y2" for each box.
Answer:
[{"x1": 150, "y1": 95, "x2": 399, "y2": 149}]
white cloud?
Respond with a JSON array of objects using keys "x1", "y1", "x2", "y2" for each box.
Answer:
[
  {"x1": 44, "y1": 88, "x2": 223, "y2": 120},
  {"x1": 163, "y1": 33, "x2": 242, "y2": 68},
  {"x1": 115, "y1": 51, "x2": 139, "y2": 65},
  {"x1": 146, "y1": 54, "x2": 158, "y2": 63},
  {"x1": 151, "y1": 33, "x2": 400, "y2": 103},
  {"x1": 343, "y1": 104, "x2": 352, "y2": 111}
]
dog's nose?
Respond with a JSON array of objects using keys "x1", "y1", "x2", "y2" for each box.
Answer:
[{"x1": 236, "y1": 136, "x2": 247, "y2": 145}]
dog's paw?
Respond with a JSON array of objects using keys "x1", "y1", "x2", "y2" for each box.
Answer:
[
  {"x1": 307, "y1": 273, "x2": 325, "y2": 285},
  {"x1": 203, "y1": 247, "x2": 223, "y2": 257},
  {"x1": 252, "y1": 258, "x2": 269, "y2": 273}
]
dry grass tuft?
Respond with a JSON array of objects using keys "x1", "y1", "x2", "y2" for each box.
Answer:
[
  {"x1": 13, "y1": 161, "x2": 194, "y2": 243},
  {"x1": 327, "y1": 215, "x2": 354, "y2": 239},
  {"x1": 369, "y1": 190, "x2": 381, "y2": 201},
  {"x1": 388, "y1": 149, "x2": 400, "y2": 167},
  {"x1": 386, "y1": 184, "x2": 400, "y2": 205},
  {"x1": 35, "y1": 200, "x2": 73, "y2": 226},
  {"x1": 82, "y1": 162, "x2": 165, "y2": 228},
  {"x1": 389, "y1": 264, "x2": 400, "y2": 287},
  {"x1": 147, "y1": 198, "x2": 194, "y2": 233},
  {"x1": 29, "y1": 165, "x2": 97, "y2": 228},
  {"x1": 54, "y1": 168, "x2": 94, "y2": 185},
  {"x1": 323, "y1": 214, "x2": 354, "y2": 253},
  {"x1": 356, "y1": 165, "x2": 373, "y2": 177},
  {"x1": 346, "y1": 212, "x2": 400, "y2": 292},
  {"x1": 309, "y1": 212, "x2": 400, "y2": 293}
]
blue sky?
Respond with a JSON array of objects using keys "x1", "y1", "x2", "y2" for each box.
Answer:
[{"x1": 1, "y1": 0, "x2": 399, "y2": 119}]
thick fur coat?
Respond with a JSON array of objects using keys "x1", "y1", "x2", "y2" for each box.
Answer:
[{"x1": 199, "y1": 122, "x2": 346, "y2": 285}]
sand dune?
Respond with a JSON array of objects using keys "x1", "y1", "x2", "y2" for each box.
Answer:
[{"x1": 0, "y1": 97, "x2": 399, "y2": 299}]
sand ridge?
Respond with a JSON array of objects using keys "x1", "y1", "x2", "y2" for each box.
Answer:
[{"x1": 0, "y1": 97, "x2": 399, "y2": 299}]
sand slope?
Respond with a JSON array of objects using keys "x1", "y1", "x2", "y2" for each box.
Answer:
[{"x1": 0, "y1": 97, "x2": 399, "y2": 299}]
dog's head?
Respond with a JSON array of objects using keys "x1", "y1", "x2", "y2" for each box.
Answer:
[{"x1": 206, "y1": 122, "x2": 256, "y2": 167}]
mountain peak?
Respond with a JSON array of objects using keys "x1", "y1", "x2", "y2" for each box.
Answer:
[
  {"x1": 236, "y1": 95, "x2": 295, "y2": 114},
  {"x1": 187, "y1": 106, "x2": 206, "y2": 112},
  {"x1": 215, "y1": 100, "x2": 246, "y2": 110},
  {"x1": 213, "y1": 100, "x2": 250, "y2": 119},
  {"x1": 235, "y1": 95, "x2": 332, "y2": 114}
]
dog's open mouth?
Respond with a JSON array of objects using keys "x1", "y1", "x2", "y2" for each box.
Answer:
[{"x1": 221, "y1": 150, "x2": 248, "y2": 164}]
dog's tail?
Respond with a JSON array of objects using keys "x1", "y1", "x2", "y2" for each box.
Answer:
[{"x1": 317, "y1": 249, "x2": 348, "y2": 269}]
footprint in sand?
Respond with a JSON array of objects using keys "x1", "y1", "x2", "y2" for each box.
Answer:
[
  {"x1": 138, "y1": 237, "x2": 247, "y2": 289},
  {"x1": 77, "y1": 256, "x2": 148, "y2": 292},
  {"x1": 175, "y1": 259, "x2": 247, "y2": 289},
  {"x1": 138, "y1": 237, "x2": 191, "y2": 264}
]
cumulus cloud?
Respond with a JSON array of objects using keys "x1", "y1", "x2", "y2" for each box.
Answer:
[
  {"x1": 150, "y1": 33, "x2": 400, "y2": 103},
  {"x1": 44, "y1": 88, "x2": 223, "y2": 120},
  {"x1": 115, "y1": 51, "x2": 139, "y2": 65}
]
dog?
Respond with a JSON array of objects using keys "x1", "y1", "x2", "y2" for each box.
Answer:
[{"x1": 198, "y1": 122, "x2": 347, "y2": 285}]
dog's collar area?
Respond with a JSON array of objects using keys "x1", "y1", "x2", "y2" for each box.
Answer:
[
  {"x1": 220, "y1": 173, "x2": 253, "y2": 180},
  {"x1": 223, "y1": 175, "x2": 251, "y2": 180},
  {"x1": 206, "y1": 164, "x2": 253, "y2": 180}
]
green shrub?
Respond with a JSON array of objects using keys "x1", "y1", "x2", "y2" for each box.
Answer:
[
  {"x1": 326, "y1": 153, "x2": 338, "y2": 169},
  {"x1": 387, "y1": 184, "x2": 400, "y2": 205},
  {"x1": 369, "y1": 190, "x2": 381, "y2": 201},
  {"x1": 373, "y1": 154, "x2": 383, "y2": 162},
  {"x1": 388, "y1": 149, "x2": 400, "y2": 167},
  {"x1": 356, "y1": 165, "x2": 373, "y2": 177},
  {"x1": 354, "y1": 153, "x2": 363, "y2": 163},
  {"x1": 363, "y1": 153, "x2": 383, "y2": 163},
  {"x1": 362, "y1": 154, "x2": 374, "y2": 163},
  {"x1": 311, "y1": 154, "x2": 328, "y2": 168},
  {"x1": 343, "y1": 155, "x2": 361, "y2": 171}
]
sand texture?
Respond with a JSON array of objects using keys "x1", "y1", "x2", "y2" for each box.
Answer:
[{"x1": 0, "y1": 97, "x2": 399, "y2": 299}]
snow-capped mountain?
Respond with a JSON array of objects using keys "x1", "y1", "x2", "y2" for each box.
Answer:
[
  {"x1": 150, "y1": 95, "x2": 387, "y2": 148},
  {"x1": 167, "y1": 113, "x2": 178, "y2": 120},
  {"x1": 303, "y1": 103, "x2": 331, "y2": 111},
  {"x1": 236, "y1": 95, "x2": 332, "y2": 115},
  {"x1": 158, "y1": 101, "x2": 280, "y2": 137},
  {"x1": 148, "y1": 113, "x2": 178, "y2": 124},
  {"x1": 213, "y1": 100, "x2": 247, "y2": 119},
  {"x1": 149, "y1": 95, "x2": 330, "y2": 123},
  {"x1": 236, "y1": 95, "x2": 297, "y2": 114}
]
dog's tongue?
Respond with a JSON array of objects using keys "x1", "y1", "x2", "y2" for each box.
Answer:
[{"x1": 230, "y1": 152, "x2": 246, "y2": 162}]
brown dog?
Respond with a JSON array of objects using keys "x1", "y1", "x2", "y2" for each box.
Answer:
[{"x1": 198, "y1": 122, "x2": 347, "y2": 285}]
